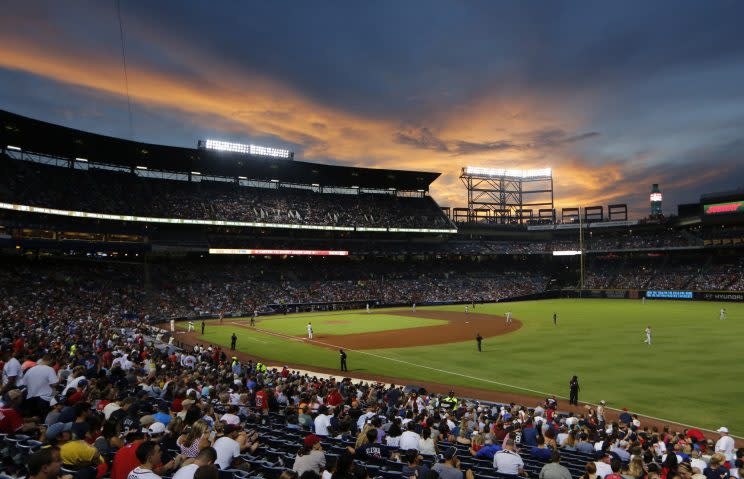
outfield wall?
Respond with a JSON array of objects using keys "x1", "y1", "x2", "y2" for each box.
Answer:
[{"x1": 548, "y1": 289, "x2": 744, "y2": 302}]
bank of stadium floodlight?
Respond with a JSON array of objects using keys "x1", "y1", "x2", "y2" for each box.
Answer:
[
  {"x1": 200, "y1": 139, "x2": 292, "y2": 159},
  {"x1": 238, "y1": 176, "x2": 247, "y2": 180},
  {"x1": 552, "y1": 250, "x2": 582, "y2": 256},
  {"x1": 270, "y1": 179, "x2": 279, "y2": 183},
  {"x1": 75, "y1": 157, "x2": 88, "y2": 162},
  {"x1": 135, "y1": 165, "x2": 148, "y2": 170},
  {"x1": 311, "y1": 183, "x2": 320, "y2": 187},
  {"x1": 7, "y1": 145, "x2": 21, "y2": 151},
  {"x1": 463, "y1": 166, "x2": 552, "y2": 178},
  {"x1": 191, "y1": 171, "x2": 201, "y2": 175}
]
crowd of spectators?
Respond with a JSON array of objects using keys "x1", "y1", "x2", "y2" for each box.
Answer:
[
  {"x1": 1, "y1": 285, "x2": 742, "y2": 479},
  {"x1": 0, "y1": 258, "x2": 548, "y2": 322},
  {"x1": 582, "y1": 258, "x2": 744, "y2": 292},
  {"x1": 0, "y1": 158, "x2": 451, "y2": 229}
]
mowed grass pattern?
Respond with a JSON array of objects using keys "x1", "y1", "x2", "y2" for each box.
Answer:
[
  {"x1": 185, "y1": 299, "x2": 744, "y2": 434},
  {"x1": 248, "y1": 312, "x2": 445, "y2": 336}
]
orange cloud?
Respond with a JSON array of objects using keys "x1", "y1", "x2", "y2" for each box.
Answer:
[{"x1": 0, "y1": 25, "x2": 620, "y2": 212}]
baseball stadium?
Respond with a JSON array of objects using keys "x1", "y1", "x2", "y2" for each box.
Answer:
[
  {"x1": 1, "y1": 109, "x2": 743, "y2": 477},
  {"x1": 2, "y1": 4, "x2": 744, "y2": 479}
]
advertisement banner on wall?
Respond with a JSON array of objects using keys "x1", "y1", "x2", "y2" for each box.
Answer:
[{"x1": 696, "y1": 292, "x2": 744, "y2": 302}]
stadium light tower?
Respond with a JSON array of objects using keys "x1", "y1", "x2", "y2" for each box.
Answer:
[
  {"x1": 459, "y1": 166, "x2": 554, "y2": 224},
  {"x1": 650, "y1": 184, "x2": 663, "y2": 216},
  {"x1": 198, "y1": 139, "x2": 293, "y2": 159}
]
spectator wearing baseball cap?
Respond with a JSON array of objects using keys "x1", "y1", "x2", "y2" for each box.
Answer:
[
  {"x1": 293, "y1": 434, "x2": 326, "y2": 475},
  {"x1": 715, "y1": 427, "x2": 735, "y2": 462}
]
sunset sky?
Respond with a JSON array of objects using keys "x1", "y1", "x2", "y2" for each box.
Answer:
[{"x1": 1, "y1": 1, "x2": 743, "y2": 216}]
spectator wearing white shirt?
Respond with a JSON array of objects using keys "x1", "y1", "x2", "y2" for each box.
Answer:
[
  {"x1": 213, "y1": 425, "x2": 246, "y2": 470},
  {"x1": 314, "y1": 406, "x2": 333, "y2": 436},
  {"x1": 594, "y1": 453, "x2": 613, "y2": 478},
  {"x1": 715, "y1": 427, "x2": 736, "y2": 462},
  {"x1": 493, "y1": 439, "x2": 524, "y2": 476},
  {"x1": 399, "y1": 422, "x2": 421, "y2": 451},
  {"x1": 172, "y1": 447, "x2": 217, "y2": 479},
  {"x1": 127, "y1": 441, "x2": 163, "y2": 479},
  {"x1": 21, "y1": 354, "x2": 58, "y2": 416},
  {"x1": 1, "y1": 348, "x2": 22, "y2": 392}
]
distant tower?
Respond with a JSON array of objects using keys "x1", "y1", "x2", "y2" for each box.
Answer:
[{"x1": 650, "y1": 184, "x2": 663, "y2": 216}]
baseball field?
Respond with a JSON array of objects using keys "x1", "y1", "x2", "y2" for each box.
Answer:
[{"x1": 177, "y1": 298, "x2": 744, "y2": 436}]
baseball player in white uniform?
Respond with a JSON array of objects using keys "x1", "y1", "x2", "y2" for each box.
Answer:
[
  {"x1": 307, "y1": 322, "x2": 313, "y2": 339},
  {"x1": 644, "y1": 326, "x2": 652, "y2": 345}
]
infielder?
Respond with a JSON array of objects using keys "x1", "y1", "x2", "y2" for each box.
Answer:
[
  {"x1": 505, "y1": 311, "x2": 512, "y2": 324},
  {"x1": 187, "y1": 320, "x2": 195, "y2": 333},
  {"x1": 170, "y1": 319, "x2": 175, "y2": 333},
  {"x1": 307, "y1": 322, "x2": 313, "y2": 339}
]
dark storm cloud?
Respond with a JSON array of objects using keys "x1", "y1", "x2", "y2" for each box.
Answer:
[
  {"x1": 394, "y1": 128, "x2": 449, "y2": 152},
  {"x1": 1, "y1": 0, "x2": 744, "y2": 213},
  {"x1": 393, "y1": 127, "x2": 599, "y2": 155}
]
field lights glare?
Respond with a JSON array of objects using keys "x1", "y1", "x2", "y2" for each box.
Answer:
[
  {"x1": 75, "y1": 157, "x2": 88, "y2": 162},
  {"x1": 463, "y1": 166, "x2": 552, "y2": 178},
  {"x1": 202, "y1": 139, "x2": 291, "y2": 159},
  {"x1": 135, "y1": 165, "x2": 148, "y2": 170},
  {"x1": 7, "y1": 145, "x2": 21, "y2": 151}
]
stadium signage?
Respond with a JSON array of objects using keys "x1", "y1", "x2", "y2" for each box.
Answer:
[
  {"x1": 703, "y1": 201, "x2": 744, "y2": 215},
  {"x1": 0, "y1": 202, "x2": 457, "y2": 235},
  {"x1": 699, "y1": 292, "x2": 744, "y2": 302},
  {"x1": 208, "y1": 248, "x2": 349, "y2": 256},
  {"x1": 645, "y1": 290, "x2": 693, "y2": 299}
]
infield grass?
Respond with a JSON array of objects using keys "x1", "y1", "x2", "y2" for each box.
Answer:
[{"x1": 182, "y1": 299, "x2": 744, "y2": 435}]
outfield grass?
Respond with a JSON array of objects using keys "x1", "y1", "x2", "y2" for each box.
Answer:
[
  {"x1": 187, "y1": 299, "x2": 744, "y2": 435},
  {"x1": 248, "y1": 312, "x2": 444, "y2": 336}
]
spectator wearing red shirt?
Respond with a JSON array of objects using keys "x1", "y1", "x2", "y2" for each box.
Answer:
[
  {"x1": 325, "y1": 388, "x2": 344, "y2": 407},
  {"x1": 254, "y1": 387, "x2": 270, "y2": 414}
]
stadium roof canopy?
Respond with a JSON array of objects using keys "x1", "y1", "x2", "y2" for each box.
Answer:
[{"x1": 0, "y1": 110, "x2": 440, "y2": 190}]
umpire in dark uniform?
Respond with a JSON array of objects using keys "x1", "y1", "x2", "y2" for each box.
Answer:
[
  {"x1": 339, "y1": 349, "x2": 348, "y2": 371},
  {"x1": 476, "y1": 333, "x2": 483, "y2": 352},
  {"x1": 569, "y1": 375, "x2": 580, "y2": 405}
]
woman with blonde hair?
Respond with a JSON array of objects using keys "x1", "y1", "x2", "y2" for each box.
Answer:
[
  {"x1": 626, "y1": 456, "x2": 646, "y2": 479},
  {"x1": 562, "y1": 431, "x2": 577, "y2": 450},
  {"x1": 177, "y1": 419, "x2": 212, "y2": 458}
]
